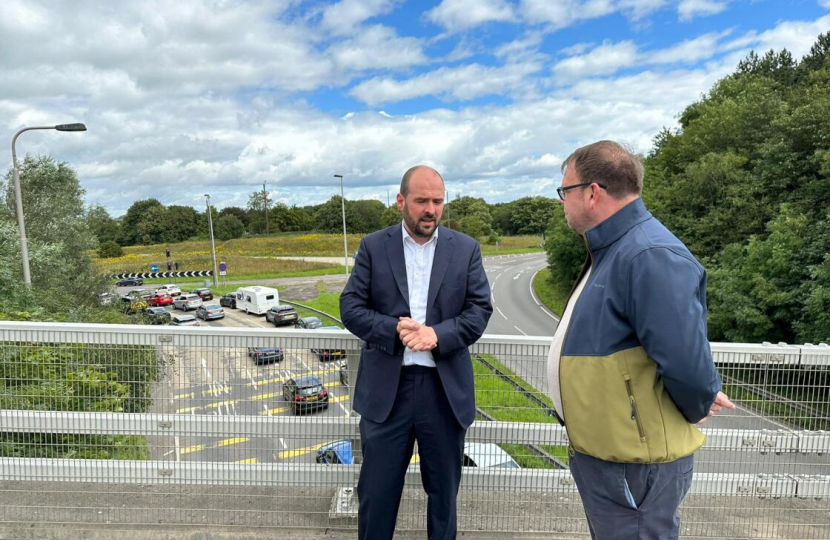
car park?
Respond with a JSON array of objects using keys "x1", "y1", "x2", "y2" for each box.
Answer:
[
  {"x1": 190, "y1": 288, "x2": 214, "y2": 301},
  {"x1": 170, "y1": 314, "x2": 199, "y2": 326},
  {"x1": 98, "y1": 292, "x2": 117, "y2": 306},
  {"x1": 123, "y1": 297, "x2": 147, "y2": 315},
  {"x1": 247, "y1": 346, "x2": 284, "y2": 364},
  {"x1": 155, "y1": 284, "x2": 182, "y2": 297},
  {"x1": 142, "y1": 307, "x2": 172, "y2": 325},
  {"x1": 219, "y1": 293, "x2": 237, "y2": 309},
  {"x1": 147, "y1": 293, "x2": 173, "y2": 307},
  {"x1": 196, "y1": 303, "x2": 224, "y2": 321},
  {"x1": 173, "y1": 294, "x2": 202, "y2": 311},
  {"x1": 295, "y1": 316, "x2": 323, "y2": 329},
  {"x1": 265, "y1": 304, "x2": 299, "y2": 326},
  {"x1": 235, "y1": 286, "x2": 279, "y2": 315},
  {"x1": 116, "y1": 277, "x2": 143, "y2": 287},
  {"x1": 283, "y1": 375, "x2": 329, "y2": 415}
]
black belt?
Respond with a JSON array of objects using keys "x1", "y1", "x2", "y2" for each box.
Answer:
[{"x1": 401, "y1": 365, "x2": 436, "y2": 374}]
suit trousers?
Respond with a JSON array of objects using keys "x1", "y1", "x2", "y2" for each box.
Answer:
[
  {"x1": 357, "y1": 365, "x2": 466, "y2": 540},
  {"x1": 569, "y1": 449, "x2": 694, "y2": 540}
]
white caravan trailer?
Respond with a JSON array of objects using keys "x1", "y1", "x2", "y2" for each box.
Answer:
[{"x1": 235, "y1": 286, "x2": 280, "y2": 315}]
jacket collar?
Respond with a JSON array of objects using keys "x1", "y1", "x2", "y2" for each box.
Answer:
[{"x1": 584, "y1": 197, "x2": 651, "y2": 253}]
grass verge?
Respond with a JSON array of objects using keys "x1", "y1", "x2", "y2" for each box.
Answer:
[
  {"x1": 474, "y1": 354, "x2": 568, "y2": 467},
  {"x1": 531, "y1": 267, "x2": 567, "y2": 317}
]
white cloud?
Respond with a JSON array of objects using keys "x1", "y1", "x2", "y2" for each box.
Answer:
[
  {"x1": 425, "y1": 0, "x2": 515, "y2": 31},
  {"x1": 821, "y1": 0, "x2": 830, "y2": 9},
  {"x1": 678, "y1": 0, "x2": 728, "y2": 21},
  {"x1": 722, "y1": 14, "x2": 830, "y2": 59},
  {"x1": 552, "y1": 41, "x2": 639, "y2": 82},
  {"x1": 319, "y1": 0, "x2": 400, "y2": 36},
  {"x1": 647, "y1": 30, "x2": 732, "y2": 64},
  {"x1": 350, "y1": 61, "x2": 542, "y2": 105},
  {"x1": 519, "y1": 0, "x2": 665, "y2": 28},
  {"x1": 328, "y1": 25, "x2": 428, "y2": 71}
]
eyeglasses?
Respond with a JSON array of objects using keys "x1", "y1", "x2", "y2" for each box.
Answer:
[{"x1": 556, "y1": 182, "x2": 607, "y2": 200}]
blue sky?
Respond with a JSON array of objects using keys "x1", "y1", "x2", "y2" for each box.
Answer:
[{"x1": 1, "y1": 0, "x2": 829, "y2": 216}]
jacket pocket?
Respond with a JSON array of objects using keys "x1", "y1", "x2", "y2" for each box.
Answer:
[{"x1": 624, "y1": 375, "x2": 647, "y2": 443}]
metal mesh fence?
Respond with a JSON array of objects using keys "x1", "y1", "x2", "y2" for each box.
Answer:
[{"x1": 0, "y1": 322, "x2": 828, "y2": 538}]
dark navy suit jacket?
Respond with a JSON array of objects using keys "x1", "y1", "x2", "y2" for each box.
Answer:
[{"x1": 339, "y1": 224, "x2": 493, "y2": 429}]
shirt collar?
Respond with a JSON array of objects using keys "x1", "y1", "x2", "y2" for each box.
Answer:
[
  {"x1": 584, "y1": 197, "x2": 652, "y2": 253},
  {"x1": 401, "y1": 221, "x2": 439, "y2": 246}
]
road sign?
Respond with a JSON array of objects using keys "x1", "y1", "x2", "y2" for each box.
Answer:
[
  {"x1": 219, "y1": 262, "x2": 227, "y2": 276},
  {"x1": 150, "y1": 264, "x2": 159, "y2": 273}
]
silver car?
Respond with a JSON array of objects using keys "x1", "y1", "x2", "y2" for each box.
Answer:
[
  {"x1": 173, "y1": 293, "x2": 202, "y2": 311},
  {"x1": 196, "y1": 303, "x2": 225, "y2": 320}
]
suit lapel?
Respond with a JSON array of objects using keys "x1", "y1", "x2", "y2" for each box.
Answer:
[
  {"x1": 385, "y1": 225, "x2": 409, "y2": 306},
  {"x1": 426, "y1": 227, "x2": 453, "y2": 315}
]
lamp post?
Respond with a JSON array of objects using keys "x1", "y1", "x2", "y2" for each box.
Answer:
[
  {"x1": 11, "y1": 123, "x2": 87, "y2": 287},
  {"x1": 334, "y1": 174, "x2": 349, "y2": 277},
  {"x1": 205, "y1": 194, "x2": 219, "y2": 287}
]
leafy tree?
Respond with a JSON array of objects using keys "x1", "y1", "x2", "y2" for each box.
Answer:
[
  {"x1": 544, "y1": 206, "x2": 586, "y2": 292},
  {"x1": 446, "y1": 196, "x2": 492, "y2": 238},
  {"x1": 85, "y1": 204, "x2": 120, "y2": 245},
  {"x1": 314, "y1": 196, "x2": 358, "y2": 233},
  {"x1": 136, "y1": 205, "x2": 168, "y2": 245},
  {"x1": 490, "y1": 202, "x2": 514, "y2": 235},
  {"x1": 214, "y1": 214, "x2": 245, "y2": 240},
  {"x1": 351, "y1": 200, "x2": 385, "y2": 233},
  {"x1": 218, "y1": 206, "x2": 250, "y2": 227},
  {"x1": 97, "y1": 240, "x2": 123, "y2": 258},
  {"x1": 117, "y1": 199, "x2": 164, "y2": 246},
  {"x1": 382, "y1": 204, "x2": 401, "y2": 227},
  {"x1": 164, "y1": 205, "x2": 200, "y2": 242},
  {"x1": 509, "y1": 196, "x2": 558, "y2": 236}
]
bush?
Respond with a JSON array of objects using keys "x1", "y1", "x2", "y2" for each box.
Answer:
[{"x1": 97, "y1": 240, "x2": 124, "y2": 258}]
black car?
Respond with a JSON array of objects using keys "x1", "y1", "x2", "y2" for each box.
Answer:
[
  {"x1": 310, "y1": 325, "x2": 347, "y2": 362},
  {"x1": 283, "y1": 375, "x2": 329, "y2": 415},
  {"x1": 219, "y1": 293, "x2": 237, "y2": 309},
  {"x1": 295, "y1": 316, "x2": 323, "y2": 329},
  {"x1": 116, "y1": 277, "x2": 143, "y2": 287},
  {"x1": 142, "y1": 306, "x2": 172, "y2": 325},
  {"x1": 265, "y1": 304, "x2": 299, "y2": 326},
  {"x1": 247, "y1": 346, "x2": 284, "y2": 365},
  {"x1": 190, "y1": 287, "x2": 214, "y2": 301}
]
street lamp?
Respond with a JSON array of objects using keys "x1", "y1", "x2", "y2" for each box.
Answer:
[
  {"x1": 334, "y1": 174, "x2": 349, "y2": 277},
  {"x1": 205, "y1": 194, "x2": 219, "y2": 287},
  {"x1": 11, "y1": 123, "x2": 87, "y2": 287}
]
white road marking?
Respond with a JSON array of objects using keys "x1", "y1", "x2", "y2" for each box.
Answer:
[
  {"x1": 248, "y1": 369, "x2": 257, "y2": 388},
  {"x1": 529, "y1": 269, "x2": 560, "y2": 321},
  {"x1": 496, "y1": 307, "x2": 507, "y2": 320},
  {"x1": 263, "y1": 404, "x2": 271, "y2": 417},
  {"x1": 513, "y1": 325, "x2": 528, "y2": 336},
  {"x1": 279, "y1": 438, "x2": 287, "y2": 449},
  {"x1": 337, "y1": 402, "x2": 348, "y2": 414},
  {"x1": 513, "y1": 272, "x2": 522, "y2": 280},
  {"x1": 174, "y1": 436, "x2": 181, "y2": 462}
]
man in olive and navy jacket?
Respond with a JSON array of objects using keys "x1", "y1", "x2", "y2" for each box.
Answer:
[{"x1": 548, "y1": 140, "x2": 735, "y2": 540}]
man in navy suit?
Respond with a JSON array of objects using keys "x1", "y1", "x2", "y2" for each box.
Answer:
[{"x1": 340, "y1": 165, "x2": 493, "y2": 540}]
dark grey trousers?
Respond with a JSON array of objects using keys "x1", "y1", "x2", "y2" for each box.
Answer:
[{"x1": 569, "y1": 449, "x2": 694, "y2": 540}]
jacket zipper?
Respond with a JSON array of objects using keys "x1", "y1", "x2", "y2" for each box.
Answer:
[
  {"x1": 557, "y1": 249, "x2": 593, "y2": 428},
  {"x1": 624, "y1": 376, "x2": 647, "y2": 443}
]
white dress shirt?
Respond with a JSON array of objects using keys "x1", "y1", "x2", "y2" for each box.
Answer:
[{"x1": 401, "y1": 222, "x2": 438, "y2": 367}]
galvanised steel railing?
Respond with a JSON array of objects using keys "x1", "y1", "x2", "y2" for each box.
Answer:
[{"x1": 0, "y1": 322, "x2": 828, "y2": 538}]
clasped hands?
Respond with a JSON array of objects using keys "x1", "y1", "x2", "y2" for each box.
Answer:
[{"x1": 397, "y1": 317, "x2": 437, "y2": 352}]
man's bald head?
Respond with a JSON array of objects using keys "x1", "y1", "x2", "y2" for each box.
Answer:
[{"x1": 401, "y1": 165, "x2": 445, "y2": 197}]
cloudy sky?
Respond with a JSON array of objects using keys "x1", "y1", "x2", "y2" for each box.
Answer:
[{"x1": 2, "y1": 0, "x2": 829, "y2": 217}]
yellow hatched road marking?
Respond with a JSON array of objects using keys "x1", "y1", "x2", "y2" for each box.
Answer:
[
  {"x1": 174, "y1": 392, "x2": 195, "y2": 400},
  {"x1": 260, "y1": 406, "x2": 289, "y2": 416},
  {"x1": 331, "y1": 394, "x2": 350, "y2": 403},
  {"x1": 237, "y1": 457, "x2": 258, "y2": 464},
  {"x1": 248, "y1": 366, "x2": 338, "y2": 388},
  {"x1": 180, "y1": 444, "x2": 204, "y2": 455},
  {"x1": 251, "y1": 392, "x2": 280, "y2": 401},
  {"x1": 218, "y1": 437, "x2": 249, "y2": 447},
  {"x1": 175, "y1": 406, "x2": 198, "y2": 414},
  {"x1": 205, "y1": 400, "x2": 237, "y2": 410},
  {"x1": 279, "y1": 440, "x2": 333, "y2": 459},
  {"x1": 410, "y1": 453, "x2": 420, "y2": 464}
]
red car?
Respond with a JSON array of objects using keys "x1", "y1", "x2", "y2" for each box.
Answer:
[{"x1": 147, "y1": 293, "x2": 174, "y2": 307}]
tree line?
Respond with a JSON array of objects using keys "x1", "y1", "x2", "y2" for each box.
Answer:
[
  {"x1": 89, "y1": 191, "x2": 559, "y2": 250},
  {"x1": 544, "y1": 33, "x2": 830, "y2": 345}
]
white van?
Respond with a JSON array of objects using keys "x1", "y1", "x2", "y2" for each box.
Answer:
[{"x1": 235, "y1": 286, "x2": 280, "y2": 315}]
